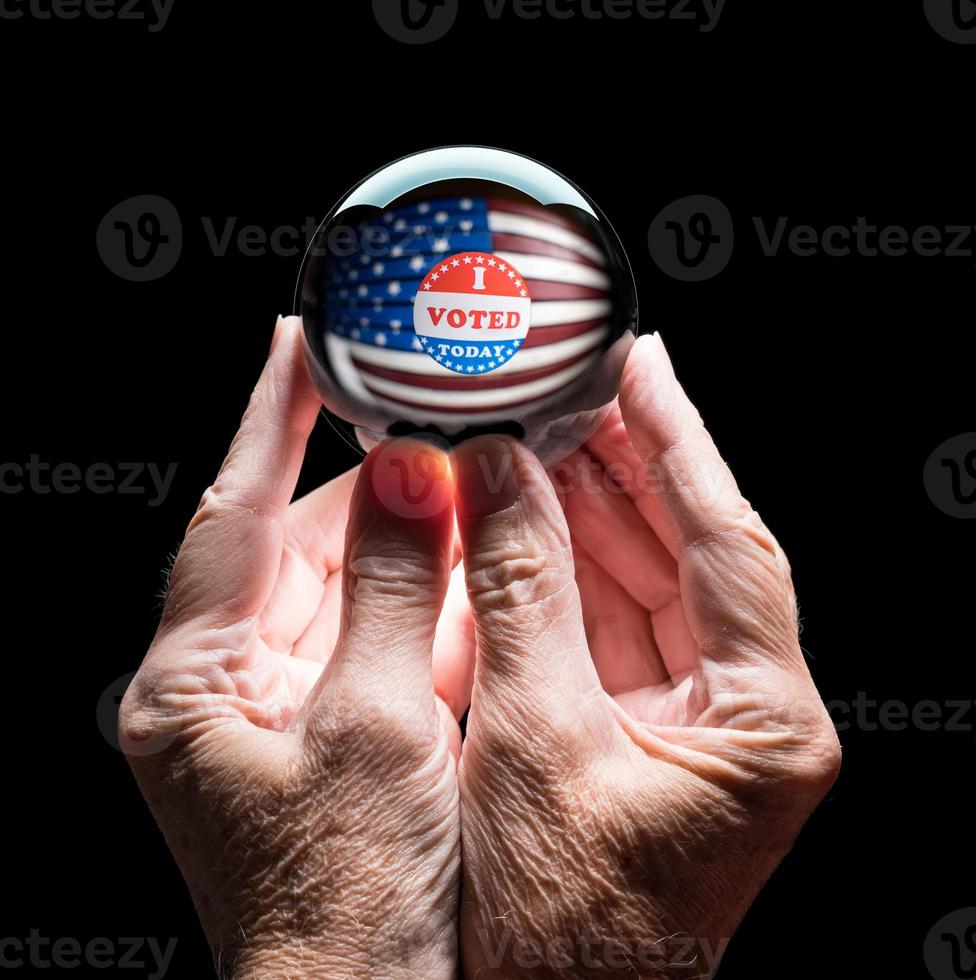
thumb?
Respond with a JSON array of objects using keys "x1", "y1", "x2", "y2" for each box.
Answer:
[
  {"x1": 307, "y1": 438, "x2": 455, "y2": 722},
  {"x1": 454, "y1": 437, "x2": 601, "y2": 713}
]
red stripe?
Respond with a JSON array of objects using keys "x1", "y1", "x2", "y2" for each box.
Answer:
[
  {"x1": 491, "y1": 233, "x2": 602, "y2": 269},
  {"x1": 524, "y1": 280, "x2": 607, "y2": 301},
  {"x1": 352, "y1": 351, "x2": 593, "y2": 391},
  {"x1": 520, "y1": 319, "x2": 606, "y2": 348},
  {"x1": 488, "y1": 198, "x2": 600, "y2": 242}
]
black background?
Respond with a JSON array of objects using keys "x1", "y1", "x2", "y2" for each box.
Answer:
[{"x1": 2, "y1": 2, "x2": 972, "y2": 977}]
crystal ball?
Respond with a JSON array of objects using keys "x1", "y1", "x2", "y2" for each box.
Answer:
[{"x1": 298, "y1": 146, "x2": 638, "y2": 464}]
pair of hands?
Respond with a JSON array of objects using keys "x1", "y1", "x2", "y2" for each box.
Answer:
[{"x1": 121, "y1": 316, "x2": 840, "y2": 979}]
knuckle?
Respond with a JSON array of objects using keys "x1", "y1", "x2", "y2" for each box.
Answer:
[
  {"x1": 794, "y1": 717, "x2": 843, "y2": 791},
  {"x1": 348, "y1": 551, "x2": 444, "y2": 597},
  {"x1": 684, "y1": 506, "x2": 782, "y2": 567},
  {"x1": 116, "y1": 684, "x2": 146, "y2": 746},
  {"x1": 764, "y1": 708, "x2": 843, "y2": 802},
  {"x1": 464, "y1": 548, "x2": 562, "y2": 613},
  {"x1": 345, "y1": 553, "x2": 447, "y2": 633},
  {"x1": 115, "y1": 671, "x2": 185, "y2": 761},
  {"x1": 190, "y1": 481, "x2": 281, "y2": 529},
  {"x1": 183, "y1": 484, "x2": 223, "y2": 536},
  {"x1": 193, "y1": 483, "x2": 220, "y2": 516}
]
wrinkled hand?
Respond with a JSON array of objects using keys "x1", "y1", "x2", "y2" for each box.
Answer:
[
  {"x1": 120, "y1": 317, "x2": 472, "y2": 980},
  {"x1": 454, "y1": 333, "x2": 840, "y2": 979}
]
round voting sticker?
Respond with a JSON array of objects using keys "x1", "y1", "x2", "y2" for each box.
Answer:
[{"x1": 413, "y1": 252, "x2": 532, "y2": 376}]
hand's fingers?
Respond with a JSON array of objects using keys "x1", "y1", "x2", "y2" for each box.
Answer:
[
  {"x1": 584, "y1": 402, "x2": 680, "y2": 557},
  {"x1": 290, "y1": 572, "x2": 343, "y2": 665},
  {"x1": 305, "y1": 438, "x2": 455, "y2": 726},
  {"x1": 555, "y1": 449, "x2": 698, "y2": 681},
  {"x1": 618, "y1": 334, "x2": 802, "y2": 674},
  {"x1": 256, "y1": 467, "x2": 360, "y2": 653},
  {"x1": 255, "y1": 543, "x2": 329, "y2": 654},
  {"x1": 431, "y1": 563, "x2": 476, "y2": 720},
  {"x1": 571, "y1": 541, "x2": 668, "y2": 695},
  {"x1": 554, "y1": 449, "x2": 679, "y2": 614},
  {"x1": 285, "y1": 466, "x2": 360, "y2": 578},
  {"x1": 454, "y1": 437, "x2": 602, "y2": 714},
  {"x1": 162, "y1": 317, "x2": 321, "y2": 629}
]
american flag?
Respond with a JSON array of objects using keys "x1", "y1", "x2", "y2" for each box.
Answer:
[{"x1": 323, "y1": 195, "x2": 612, "y2": 428}]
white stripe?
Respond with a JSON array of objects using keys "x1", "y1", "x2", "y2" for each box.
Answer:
[
  {"x1": 531, "y1": 298, "x2": 611, "y2": 327},
  {"x1": 326, "y1": 333, "x2": 378, "y2": 402},
  {"x1": 488, "y1": 210, "x2": 606, "y2": 266},
  {"x1": 342, "y1": 326, "x2": 609, "y2": 377},
  {"x1": 497, "y1": 253, "x2": 611, "y2": 291},
  {"x1": 362, "y1": 351, "x2": 602, "y2": 411}
]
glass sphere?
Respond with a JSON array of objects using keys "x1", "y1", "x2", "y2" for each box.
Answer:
[{"x1": 298, "y1": 146, "x2": 638, "y2": 464}]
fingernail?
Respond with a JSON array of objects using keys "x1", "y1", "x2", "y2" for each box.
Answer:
[
  {"x1": 269, "y1": 316, "x2": 286, "y2": 356},
  {"x1": 455, "y1": 437, "x2": 520, "y2": 520},
  {"x1": 369, "y1": 438, "x2": 454, "y2": 520},
  {"x1": 641, "y1": 330, "x2": 671, "y2": 369}
]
